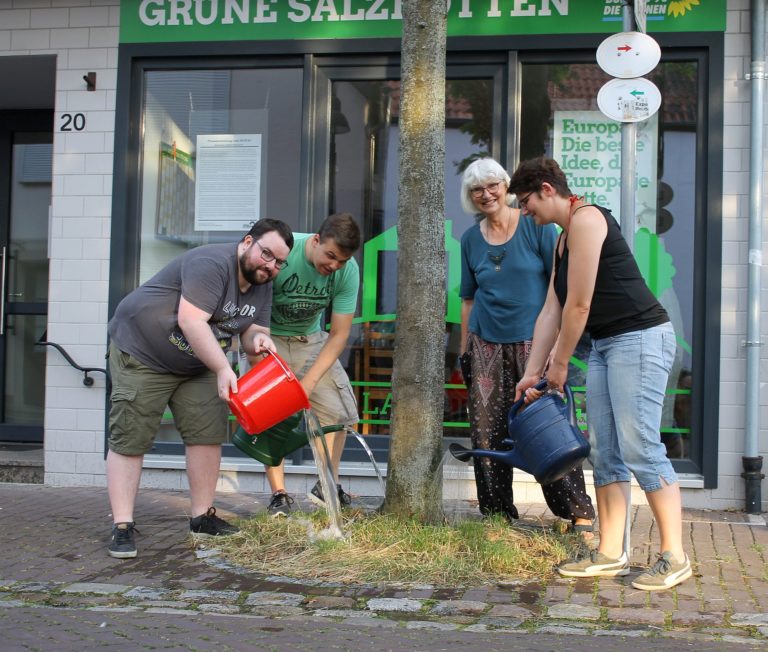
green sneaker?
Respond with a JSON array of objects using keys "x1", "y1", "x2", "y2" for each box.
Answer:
[
  {"x1": 558, "y1": 550, "x2": 630, "y2": 577},
  {"x1": 631, "y1": 551, "x2": 692, "y2": 591}
]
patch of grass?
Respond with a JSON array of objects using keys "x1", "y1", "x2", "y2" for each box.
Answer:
[{"x1": 212, "y1": 509, "x2": 575, "y2": 586}]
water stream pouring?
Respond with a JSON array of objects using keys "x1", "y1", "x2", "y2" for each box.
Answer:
[
  {"x1": 304, "y1": 409, "x2": 343, "y2": 538},
  {"x1": 232, "y1": 409, "x2": 344, "y2": 537},
  {"x1": 345, "y1": 429, "x2": 386, "y2": 498},
  {"x1": 449, "y1": 380, "x2": 590, "y2": 485},
  {"x1": 226, "y1": 351, "x2": 382, "y2": 536}
]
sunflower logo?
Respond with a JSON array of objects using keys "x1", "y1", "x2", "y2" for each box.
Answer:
[{"x1": 668, "y1": 0, "x2": 701, "y2": 17}]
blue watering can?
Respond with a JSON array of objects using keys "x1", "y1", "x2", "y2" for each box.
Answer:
[{"x1": 449, "y1": 379, "x2": 590, "y2": 485}]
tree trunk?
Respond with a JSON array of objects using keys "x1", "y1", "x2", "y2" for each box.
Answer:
[{"x1": 382, "y1": 0, "x2": 447, "y2": 523}]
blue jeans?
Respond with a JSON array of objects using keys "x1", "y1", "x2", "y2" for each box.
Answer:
[{"x1": 586, "y1": 322, "x2": 677, "y2": 492}]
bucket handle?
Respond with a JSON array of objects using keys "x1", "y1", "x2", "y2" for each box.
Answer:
[
  {"x1": 264, "y1": 349, "x2": 295, "y2": 381},
  {"x1": 508, "y1": 379, "x2": 576, "y2": 425}
]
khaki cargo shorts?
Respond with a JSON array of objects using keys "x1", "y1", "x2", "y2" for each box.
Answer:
[
  {"x1": 107, "y1": 346, "x2": 230, "y2": 456},
  {"x1": 272, "y1": 332, "x2": 359, "y2": 430}
]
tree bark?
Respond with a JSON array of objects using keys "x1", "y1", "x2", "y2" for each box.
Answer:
[{"x1": 382, "y1": 0, "x2": 447, "y2": 523}]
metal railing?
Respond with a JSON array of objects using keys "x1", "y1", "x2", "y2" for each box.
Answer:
[{"x1": 36, "y1": 337, "x2": 107, "y2": 388}]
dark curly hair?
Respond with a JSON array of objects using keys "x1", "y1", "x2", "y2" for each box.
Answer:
[
  {"x1": 508, "y1": 156, "x2": 572, "y2": 198},
  {"x1": 243, "y1": 218, "x2": 294, "y2": 250},
  {"x1": 317, "y1": 213, "x2": 361, "y2": 255}
]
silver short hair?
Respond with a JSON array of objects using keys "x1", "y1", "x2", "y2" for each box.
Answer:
[{"x1": 459, "y1": 158, "x2": 514, "y2": 214}]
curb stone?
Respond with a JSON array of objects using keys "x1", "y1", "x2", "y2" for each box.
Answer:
[
  {"x1": 1, "y1": 486, "x2": 766, "y2": 647},
  {"x1": 0, "y1": 580, "x2": 764, "y2": 645}
]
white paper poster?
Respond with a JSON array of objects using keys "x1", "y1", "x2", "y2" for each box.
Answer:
[
  {"x1": 552, "y1": 111, "x2": 658, "y2": 230},
  {"x1": 194, "y1": 134, "x2": 262, "y2": 232}
]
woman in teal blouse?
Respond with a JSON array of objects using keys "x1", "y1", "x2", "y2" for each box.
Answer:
[{"x1": 459, "y1": 158, "x2": 594, "y2": 533}]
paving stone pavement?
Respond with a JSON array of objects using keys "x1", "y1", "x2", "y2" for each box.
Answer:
[{"x1": 0, "y1": 483, "x2": 767, "y2": 648}]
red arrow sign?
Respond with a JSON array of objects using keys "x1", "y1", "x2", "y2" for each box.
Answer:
[{"x1": 617, "y1": 45, "x2": 632, "y2": 52}]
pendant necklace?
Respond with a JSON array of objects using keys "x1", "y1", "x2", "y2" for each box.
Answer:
[
  {"x1": 488, "y1": 249, "x2": 506, "y2": 272},
  {"x1": 487, "y1": 209, "x2": 514, "y2": 272}
]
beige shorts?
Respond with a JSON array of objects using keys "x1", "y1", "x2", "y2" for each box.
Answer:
[
  {"x1": 272, "y1": 332, "x2": 359, "y2": 429},
  {"x1": 107, "y1": 346, "x2": 229, "y2": 455}
]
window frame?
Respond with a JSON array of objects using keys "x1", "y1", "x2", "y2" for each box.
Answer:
[
  {"x1": 108, "y1": 32, "x2": 723, "y2": 487},
  {"x1": 510, "y1": 36, "x2": 723, "y2": 484}
]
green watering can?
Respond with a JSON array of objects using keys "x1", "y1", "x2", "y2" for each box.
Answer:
[{"x1": 232, "y1": 411, "x2": 344, "y2": 467}]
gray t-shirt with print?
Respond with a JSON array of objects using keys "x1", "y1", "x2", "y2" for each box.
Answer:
[{"x1": 108, "y1": 242, "x2": 272, "y2": 375}]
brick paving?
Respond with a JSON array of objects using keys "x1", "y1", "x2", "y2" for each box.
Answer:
[{"x1": 0, "y1": 483, "x2": 766, "y2": 648}]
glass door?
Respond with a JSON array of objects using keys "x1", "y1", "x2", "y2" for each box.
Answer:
[
  {"x1": 307, "y1": 63, "x2": 505, "y2": 462},
  {"x1": 0, "y1": 111, "x2": 52, "y2": 443}
]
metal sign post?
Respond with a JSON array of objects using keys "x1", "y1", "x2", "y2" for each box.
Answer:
[
  {"x1": 621, "y1": 8, "x2": 638, "y2": 253},
  {"x1": 594, "y1": 0, "x2": 663, "y2": 559},
  {"x1": 595, "y1": 11, "x2": 661, "y2": 250}
]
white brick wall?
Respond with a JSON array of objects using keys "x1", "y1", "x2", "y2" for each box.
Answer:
[
  {"x1": 694, "y1": 0, "x2": 768, "y2": 512},
  {"x1": 0, "y1": 0, "x2": 118, "y2": 486},
  {"x1": 2, "y1": 0, "x2": 766, "y2": 510}
]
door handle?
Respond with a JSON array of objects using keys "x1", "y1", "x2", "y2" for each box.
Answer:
[{"x1": 0, "y1": 246, "x2": 5, "y2": 336}]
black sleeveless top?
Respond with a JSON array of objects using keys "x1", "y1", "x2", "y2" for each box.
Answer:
[{"x1": 553, "y1": 205, "x2": 668, "y2": 339}]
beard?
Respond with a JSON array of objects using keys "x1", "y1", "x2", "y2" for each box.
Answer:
[{"x1": 239, "y1": 248, "x2": 272, "y2": 286}]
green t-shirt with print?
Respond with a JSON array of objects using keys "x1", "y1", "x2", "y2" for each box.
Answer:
[{"x1": 270, "y1": 234, "x2": 360, "y2": 336}]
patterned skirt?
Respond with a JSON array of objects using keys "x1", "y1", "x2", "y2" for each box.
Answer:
[{"x1": 466, "y1": 333, "x2": 595, "y2": 522}]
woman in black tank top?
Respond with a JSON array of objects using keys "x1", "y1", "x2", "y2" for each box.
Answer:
[{"x1": 507, "y1": 157, "x2": 690, "y2": 592}]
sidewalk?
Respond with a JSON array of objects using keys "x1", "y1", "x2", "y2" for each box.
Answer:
[{"x1": 0, "y1": 483, "x2": 766, "y2": 646}]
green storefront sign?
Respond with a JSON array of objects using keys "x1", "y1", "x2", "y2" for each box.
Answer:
[{"x1": 120, "y1": 0, "x2": 726, "y2": 43}]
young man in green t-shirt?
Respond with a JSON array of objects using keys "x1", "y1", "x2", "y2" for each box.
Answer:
[{"x1": 264, "y1": 213, "x2": 361, "y2": 516}]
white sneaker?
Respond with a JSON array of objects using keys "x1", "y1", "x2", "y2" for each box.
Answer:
[
  {"x1": 631, "y1": 552, "x2": 692, "y2": 591},
  {"x1": 558, "y1": 550, "x2": 630, "y2": 577}
]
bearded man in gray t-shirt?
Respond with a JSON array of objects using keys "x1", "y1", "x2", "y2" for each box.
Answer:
[{"x1": 105, "y1": 218, "x2": 293, "y2": 559}]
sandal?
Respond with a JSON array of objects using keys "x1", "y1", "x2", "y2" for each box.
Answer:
[{"x1": 570, "y1": 522, "x2": 596, "y2": 543}]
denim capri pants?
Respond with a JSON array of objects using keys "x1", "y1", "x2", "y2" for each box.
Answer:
[{"x1": 586, "y1": 322, "x2": 678, "y2": 492}]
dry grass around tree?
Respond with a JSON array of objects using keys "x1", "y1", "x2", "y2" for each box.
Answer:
[{"x1": 208, "y1": 508, "x2": 581, "y2": 586}]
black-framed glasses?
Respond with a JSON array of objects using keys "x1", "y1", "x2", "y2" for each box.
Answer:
[
  {"x1": 470, "y1": 182, "x2": 502, "y2": 198},
  {"x1": 255, "y1": 240, "x2": 288, "y2": 269},
  {"x1": 518, "y1": 191, "x2": 534, "y2": 209}
]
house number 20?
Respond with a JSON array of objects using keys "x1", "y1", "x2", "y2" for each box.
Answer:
[{"x1": 59, "y1": 113, "x2": 86, "y2": 131}]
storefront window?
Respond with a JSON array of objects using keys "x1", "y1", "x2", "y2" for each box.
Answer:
[
  {"x1": 128, "y1": 57, "x2": 701, "y2": 465},
  {"x1": 329, "y1": 78, "x2": 494, "y2": 439},
  {"x1": 138, "y1": 66, "x2": 303, "y2": 442},
  {"x1": 139, "y1": 68, "x2": 303, "y2": 282},
  {"x1": 519, "y1": 62, "x2": 697, "y2": 461}
]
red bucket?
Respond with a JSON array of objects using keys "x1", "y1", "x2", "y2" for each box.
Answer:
[{"x1": 228, "y1": 351, "x2": 311, "y2": 435}]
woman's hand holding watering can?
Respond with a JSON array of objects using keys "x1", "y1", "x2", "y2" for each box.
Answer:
[
  {"x1": 515, "y1": 373, "x2": 545, "y2": 404},
  {"x1": 542, "y1": 358, "x2": 568, "y2": 394},
  {"x1": 515, "y1": 365, "x2": 565, "y2": 404}
]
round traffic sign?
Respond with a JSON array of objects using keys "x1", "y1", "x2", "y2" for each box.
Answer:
[
  {"x1": 596, "y1": 31, "x2": 661, "y2": 79},
  {"x1": 597, "y1": 77, "x2": 662, "y2": 123}
]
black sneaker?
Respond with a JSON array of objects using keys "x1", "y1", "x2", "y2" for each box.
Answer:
[
  {"x1": 267, "y1": 491, "x2": 294, "y2": 518},
  {"x1": 337, "y1": 484, "x2": 352, "y2": 507},
  {"x1": 108, "y1": 521, "x2": 138, "y2": 559},
  {"x1": 308, "y1": 481, "x2": 352, "y2": 507},
  {"x1": 189, "y1": 507, "x2": 239, "y2": 537},
  {"x1": 308, "y1": 481, "x2": 325, "y2": 506}
]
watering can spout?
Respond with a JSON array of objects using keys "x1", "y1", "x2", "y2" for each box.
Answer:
[
  {"x1": 474, "y1": 440, "x2": 533, "y2": 474},
  {"x1": 448, "y1": 442, "x2": 532, "y2": 474},
  {"x1": 448, "y1": 380, "x2": 590, "y2": 486}
]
